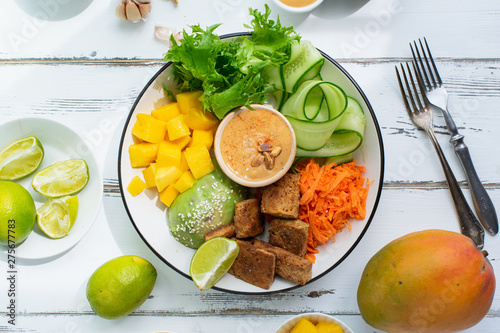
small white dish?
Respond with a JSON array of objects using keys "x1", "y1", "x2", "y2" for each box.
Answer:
[
  {"x1": 275, "y1": 313, "x2": 353, "y2": 333},
  {"x1": 214, "y1": 104, "x2": 296, "y2": 188},
  {"x1": 0, "y1": 118, "x2": 103, "y2": 260},
  {"x1": 273, "y1": 0, "x2": 324, "y2": 13}
]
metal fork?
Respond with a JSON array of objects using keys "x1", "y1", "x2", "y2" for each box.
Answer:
[
  {"x1": 395, "y1": 63, "x2": 485, "y2": 249},
  {"x1": 411, "y1": 38, "x2": 498, "y2": 235}
]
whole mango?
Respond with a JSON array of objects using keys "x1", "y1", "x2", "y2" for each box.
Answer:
[{"x1": 357, "y1": 229, "x2": 495, "y2": 333}]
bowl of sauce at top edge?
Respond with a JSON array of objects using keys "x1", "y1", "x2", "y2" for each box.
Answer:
[{"x1": 273, "y1": 0, "x2": 324, "y2": 13}]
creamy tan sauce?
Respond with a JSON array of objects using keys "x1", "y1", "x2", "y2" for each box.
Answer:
[
  {"x1": 279, "y1": 0, "x2": 317, "y2": 8},
  {"x1": 220, "y1": 109, "x2": 293, "y2": 182}
]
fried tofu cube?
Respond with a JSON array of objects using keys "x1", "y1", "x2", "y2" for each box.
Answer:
[
  {"x1": 132, "y1": 113, "x2": 168, "y2": 143},
  {"x1": 189, "y1": 129, "x2": 214, "y2": 150},
  {"x1": 159, "y1": 183, "x2": 179, "y2": 207},
  {"x1": 176, "y1": 91, "x2": 203, "y2": 114},
  {"x1": 155, "y1": 165, "x2": 182, "y2": 192},
  {"x1": 228, "y1": 239, "x2": 276, "y2": 289},
  {"x1": 127, "y1": 176, "x2": 146, "y2": 197},
  {"x1": 156, "y1": 141, "x2": 181, "y2": 168},
  {"x1": 166, "y1": 115, "x2": 190, "y2": 141},
  {"x1": 141, "y1": 163, "x2": 157, "y2": 188},
  {"x1": 184, "y1": 145, "x2": 214, "y2": 179},
  {"x1": 261, "y1": 173, "x2": 301, "y2": 219},
  {"x1": 183, "y1": 108, "x2": 219, "y2": 131},
  {"x1": 234, "y1": 199, "x2": 264, "y2": 238},
  {"x1": 269, "y1": 219, "x2": 309, "y2": 257},
  {"x1": 174, "y1": 171, "x2": 195, "y2": 193},
  {"x1": 204, "y1": 223, "x2": 236, "y2": 242},
  {"x1": 250, "y1": 239, "x2": 312, "y2": 286},
  {"x1": 151, "y1": 102, "x2": 181, "y2": 122},
  {"x1": 129, "y1": 143, "x2": 159, "y2": 168}
]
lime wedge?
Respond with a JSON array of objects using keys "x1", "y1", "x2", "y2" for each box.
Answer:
[
  {"x1": 0, "y1": 136, "x2": 44, "y2": 180},
  {"x1": 37, "y1": 196, "x2": 79, "y2": 239},
  {"x1": 189, "y1": 237, "x2": 240, "y2": 291},
  {"x1": 32, "y1": 159, "x2": 89, "y2": 198}
]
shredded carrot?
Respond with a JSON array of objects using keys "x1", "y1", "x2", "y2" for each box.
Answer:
[{"x1": 296, "y1": 158, "x2": 370, "y2": 263}]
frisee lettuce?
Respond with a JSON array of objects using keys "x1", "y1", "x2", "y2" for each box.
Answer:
[{"x1": 164, "y1": 5, "x2": 300, "y2": 119}]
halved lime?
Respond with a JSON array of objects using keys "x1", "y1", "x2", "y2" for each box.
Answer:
[
  {"x1": 37, "y1": 196, "x2": 79, "y2": 239},
  {"x1": 32, "y1": 159, "x2": 89, "y2": 198},
  {"x1": 189, "y1": 237, "x2": 240, "y2": 291},
  {"x1": 0, "y1": 136, "x2": 44, "y2": 180}
]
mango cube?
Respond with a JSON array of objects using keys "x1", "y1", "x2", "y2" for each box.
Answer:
[
  {"x1": 174, "y1": 171, "x2": 195, "y2": 193},
  {"x1": 183, "y1": 108, "x2": 219, "y2": 130},
  {"x1": 156, "y1": 141, "x2": 181, "y2": 168},
  {"x1": 129, "y1": 143, "x2": 159, "y2": 168},
  {"x1": 290, "y1": 318, "x2": 318, "y2": 333},
  {"x1": 127, "y1": 176, "x2": 147, "y2": 197},
  {"x1": 184, "y1": 145, "x2": 214, "y2": 179},
  {"x1": 189, "y1": 129, "x2": 214, "y2": 150},
  {"x1": 159, "y1": 183, "x2": 179, "y2": 207},
  {"x1": 177, "y1": 91, "x2": 203, "y2": 114},
  {"x1": 155, "y1": 165, "x2": 182, "y2": 192},
  {"x1": 315, "y1": 322, "x2": 344, "y2": 333},
  {"x1": 166, "y1": 115, "x2": 190, "y2": 141},
  {"x1": 141, "y1": 163, "x2": 157, "y2": 188},
  {"x1": 172, "y1": 135, "x2": 191, "y2": 151},
  {"x1": 151, "y1": 103, "x2": 180, "y2": 122},
  {"x1": 179, "y1": 152, "x2": 190, "y2": 173},
  {"x1": 132, "y1": 113, "x2": 167, "y2": 143}
]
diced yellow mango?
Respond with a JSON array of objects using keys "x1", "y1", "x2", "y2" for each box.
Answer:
[
  {"x1": 315, "y1": 322, "x2": 344, "y2": 333},
  {"x1": 290, "y1": 318, "x2": 318, "y2": 333},
  {"x1": 172, "y1": 135, "x2": 191, "y2": 151},
  {"x1": 179, "y1": 152, "x2": 190, "y2": 173},
  {"x1": 184, "y1": 145, "x2": 214, "y2": 179},
  {"x1": 159, "y1": 183, "x2": 179, "y2": 207},
  {"x1": 183, "y1": 107, "x2": 219, "y2": 130},
  {"x1": 166, "y1": 115, "x2": 190, "y2": 141},
  {"x1": 129, "y1": 143, "x2": 159, "y2": 168},
  {"x1": 127, "y1": 176, "x2": 147, "y2": 197},
  {"x1": 151, "y1": 103, "x2": 180, "y2": 122},
  {"x1": 141, "y1": 163, "x2": 157, "y2": 188},
  {"x1": 189, "y1": 129, "x2": 214, "y2": 150},
  {"x1": 155, "y1": 165, "x2": 182, "y2": 192},
  {"x1": 156, "y1": 141, "x2": 181, "y2": 168},
  {"x1": 177, "y1": 91, "x2": 203, "y2": 114},
  {"x1": 131, "y1": 113, "x2": 167, "y2": 143},
  {"x1": 174, "y1": 171, "x2": 195, "y2": 193}
]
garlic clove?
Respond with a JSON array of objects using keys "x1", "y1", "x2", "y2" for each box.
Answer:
[
  {"x1": 125, "y1": 0, "x2": 142, "y2": 22},
  {"x1": 138, "y1": 3, "x2": 151, "y2": 18},
  {"x1": 115, "y1": 1, "x2": 127, "y2": 21},
  {"x1": 154, "y1": 25, "x2": 176, "y2": 43},
  {"x1": 169, "y1": 31, "x2": 183, "y2": 47}
]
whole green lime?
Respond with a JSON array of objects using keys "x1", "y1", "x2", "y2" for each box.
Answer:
[
  {"x1": 0, "y1": 181, "x2": 37, "y2": 246},
  {"x1": 86, "y1": 255, "x2": 157, "y2": 319}
]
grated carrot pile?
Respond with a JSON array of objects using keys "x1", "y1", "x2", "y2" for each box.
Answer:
[{"x1": 296, "y1": 158, "x2": 370, "y2": 262}]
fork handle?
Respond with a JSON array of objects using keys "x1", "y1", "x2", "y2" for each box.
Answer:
[{"x1": 425, "y1": 129, "x2": 485, "y2": 249}]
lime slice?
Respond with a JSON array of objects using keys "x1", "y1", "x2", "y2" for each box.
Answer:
[
  {"x1": 0, "y1": 136, "x2": 44, "y2": 180},
  {"x1": 37, "y1": 196, "x2": 79, "y2": 239},
  {"x1": 189, "y1": 237, "x2": 240, "y2": 291},
  {"x1": 32, "y1": 159, "x2": 89, "y2": 198}
]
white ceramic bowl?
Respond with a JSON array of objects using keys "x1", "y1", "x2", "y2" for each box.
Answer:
[
  {"x1": 214, "y1": 104, "x2": 296, "y2": 188},
  {"x1": 118, "y1": 32, "x2": 384, "y2": 294},
  {"x1": 273, "y1": 0, "x2": 324, "y2": 13},
  {"x1": 275, "y1": 313, "x2": 353, "y2": 333}
]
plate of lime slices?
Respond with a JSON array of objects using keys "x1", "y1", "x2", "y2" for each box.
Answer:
[{"x1": 0, "y1": 118, "x2": 103, "y2": 260}]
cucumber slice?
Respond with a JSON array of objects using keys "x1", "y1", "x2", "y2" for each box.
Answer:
[{"x1": 282, "y1": 40, "x2": 324, "y2": 94}]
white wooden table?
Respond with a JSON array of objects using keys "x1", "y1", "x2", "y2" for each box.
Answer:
[{"x1": 1, "y1": 0, "x2": 499, "y2": 332}]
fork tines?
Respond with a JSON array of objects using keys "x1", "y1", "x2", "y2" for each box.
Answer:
[
  {"x1": 410, "y1": 38, "x2": 442, "y2": 90},
  {"x1": 395, "y1": 62, "x2": 430, "y2": 116}
]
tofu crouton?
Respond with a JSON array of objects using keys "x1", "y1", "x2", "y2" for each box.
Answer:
[
  {"x1": 261, "y1": 173, "x2": 300, "y2": 219},
  {"x1": 269, "y1": 219, "x2": 309, "y2": 257},
  {"x1": 234, "y1": 199, "x2": 264, "y2": 238},
  {"x1": 204, "y1": 223, "x2": 236, "y2": 241},
  {"x1": 250, "y1": 239, "x2": 312, "y2": 285},
  {"x1": 228, "y1": 239, "x2": 276, "y2": 289}
]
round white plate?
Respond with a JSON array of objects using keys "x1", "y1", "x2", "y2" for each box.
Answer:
[
  {"x1": 118, "y1": 33, "x2": 384, "y2": 294},
  {"x1": 0, "y1": 118, "x2": 103, "y2": 260}
]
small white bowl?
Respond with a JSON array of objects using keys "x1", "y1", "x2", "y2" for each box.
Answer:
[
  {"x1": 275, "y1": 313, "x2": 354, "y2": 333},
  {"x1": 214, "y1": 104, "x2": 296, "y2": 188},
  {"x1": 273, "y1": 0, "x2": 324, "y2": 13}
]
